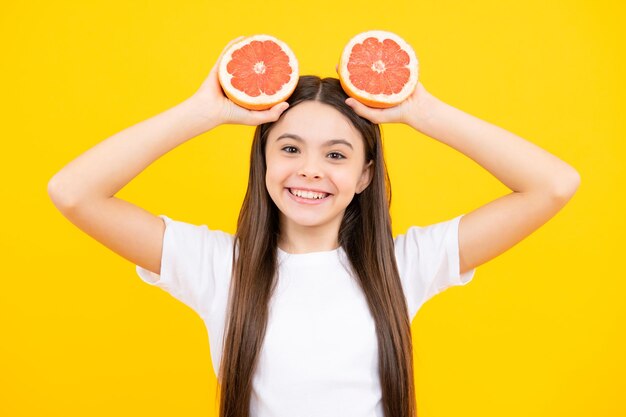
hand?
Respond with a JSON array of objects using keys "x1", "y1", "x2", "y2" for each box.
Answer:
[
  {"x1": 335, "y1": 65, "x2": 433, "y2": 129},
  {"x1": 190, "y1": 36, "x2": 290, "y2": 127},
  {"x1": 345, "y1": 81, "x2": 431, "y2": 127}
]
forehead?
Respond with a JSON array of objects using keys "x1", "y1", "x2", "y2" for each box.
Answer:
[{"x1": 268, "y1": 101, "x2": 362, "y2": 144}]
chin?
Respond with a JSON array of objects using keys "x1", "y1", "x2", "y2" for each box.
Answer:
[
  {"x1": 278, "y1": 207, "x2": 342, "y2": 229},
  {"x1": 284, "y1": 214, "x2": 331, "y2": 228}
]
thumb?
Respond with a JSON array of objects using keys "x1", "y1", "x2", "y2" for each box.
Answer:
[
  {"x1": 248, "y1": 101, "x2": 290, "y2": 125},
  {"x1": 345, "y1": 98, "x2": 385, "y2": 124},
  {"x1": 267, "y1": 101, "x2": 290, "y2": 121}
]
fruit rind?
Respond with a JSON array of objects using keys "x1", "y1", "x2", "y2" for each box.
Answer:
[
  {"x1": 338, "y1": 30, "x2": 419, "y2": 109},
  {"x1": 218, "y1": 34, "x2": 299, "y2": 111}
]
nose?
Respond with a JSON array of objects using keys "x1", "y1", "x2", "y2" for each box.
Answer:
[{"x1": 297, "y1": 156, "x2": 323, "y2": 179}]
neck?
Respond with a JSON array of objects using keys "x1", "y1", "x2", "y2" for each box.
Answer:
[{"x1": 278, "y1": 217, "x2": 342, "y2": 254}]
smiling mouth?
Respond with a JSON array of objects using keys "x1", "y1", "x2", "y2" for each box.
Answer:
[{"x1": 288, "y1": 188, "x2": 331, "y2": 200}]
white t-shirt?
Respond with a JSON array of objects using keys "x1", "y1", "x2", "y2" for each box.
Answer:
[{"x1": 136, "y1": 214, "x2": 476, "y2": 417}]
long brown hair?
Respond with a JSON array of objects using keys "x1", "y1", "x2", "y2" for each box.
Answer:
[{"x1": 218, "y1": 76, "x2": 416, "y2": 417}]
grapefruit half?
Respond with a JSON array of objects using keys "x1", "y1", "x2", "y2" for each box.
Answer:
[
  {"x1": 218, "y1": 34, "x2": 299, "y2": 111},
  {"x1": 338, "y1": 30, "x2": 419, "y2": 108}
]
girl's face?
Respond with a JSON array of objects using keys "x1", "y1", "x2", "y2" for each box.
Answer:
[{"x1": 265, "y1": 100, "x2": 373, "y2": 238}]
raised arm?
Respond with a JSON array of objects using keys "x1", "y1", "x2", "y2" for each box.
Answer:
[
  {"x1": 48, "y1": 37, "x2": 288, "y2": 275},
  {"x1": 345, "y1": 82, "x2": 580, "y2": 274}
]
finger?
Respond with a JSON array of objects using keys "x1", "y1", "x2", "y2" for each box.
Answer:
[
  {"x1": 345, "y1": 98, "x2": 385, "y2": 124},
  {"x1": 205, "y1": 60, "x2": 223, "y2": 92},
  {"x1": 219, "y1": 35, "x2": 246, "y2": 62},
  {"x1": 207, "y1": 36, "x2": 247, "y2": 90},
  {"x1": 247, "y1": 101, "x2": 290, "y2": 125},
  {"x1": 211, "y1": 36, "x2": 246, "y2": 75},
  {"x1": 335, "y1": 64, "x2": 339, "y2": 74}
]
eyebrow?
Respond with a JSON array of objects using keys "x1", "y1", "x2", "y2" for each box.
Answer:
[{"x1": 275, "y1": 133, "x2": 354, "y2": 150}]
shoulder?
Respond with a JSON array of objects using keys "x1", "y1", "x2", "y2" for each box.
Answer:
[
  {"x1": 159, "y1": 214, "x2": 235, "y2": 255},
  {"x1": 393, "y1": 215, "x2": 474, "y2": 319},
  {"x1": 394, "y1": 215, "x2": 463, "y2": 255}
]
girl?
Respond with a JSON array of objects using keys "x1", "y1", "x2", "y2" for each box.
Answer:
[{"x1": 48, "y1": 38, "x2": 580, "y2": 417}]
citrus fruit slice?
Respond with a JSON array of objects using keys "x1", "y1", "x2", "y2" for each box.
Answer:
[
  {"x1": 218, "y1": 34, "x2": 299, "y2": 111},
  {"x1": 338, "y1": 30, "x2": 419, "y2": 109}
]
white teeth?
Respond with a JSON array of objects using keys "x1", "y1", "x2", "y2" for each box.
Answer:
[{"x1": 290, "y1": 189, "x2": 328, "y2": 200}]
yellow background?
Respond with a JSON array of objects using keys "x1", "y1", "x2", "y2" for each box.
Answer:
[{"x1": 2, "y1": 0, "x2": 624, "y2": 416}]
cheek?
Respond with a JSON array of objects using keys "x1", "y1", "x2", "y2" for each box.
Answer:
[
  {"x1": 265, "y1": 159, "x2": 291, "y2": 190},
  {"x1": 264, "y1": 167, "x2": 284, "y2": 208},
  {"x1": 332, "y1": 170, "x2": 362, "y2": 194}
]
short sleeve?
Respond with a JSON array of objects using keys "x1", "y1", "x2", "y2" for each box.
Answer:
[
  {"x1": 135, "y1": 214, "x2": 234, "y2": 319},
  {"x1": 394, "y1": 214, "x2": 476, "y2": 320}
]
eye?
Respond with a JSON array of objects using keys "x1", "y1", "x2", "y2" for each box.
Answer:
[
  {"x1": 281, "y1": 146, "x2": 299, "y2": 154},
  {"x1": 327, "y1": 151, "x2": 346, "y2": 160}
]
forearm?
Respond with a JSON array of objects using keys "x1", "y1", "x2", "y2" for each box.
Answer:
[
  {"x1": 410, "y1": 93, "x2": 580, "y2": 196},
  {"x1": 49, "y1": 96, "x2": 218, "y2": 206}
]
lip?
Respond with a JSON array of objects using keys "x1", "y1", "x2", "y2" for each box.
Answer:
[
  {"x1": 284, "y1": 188, "x2": 332, "y2": 205},
  {"x1": 287, "y1": 186, "x2": 332, "y2": 194}
]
